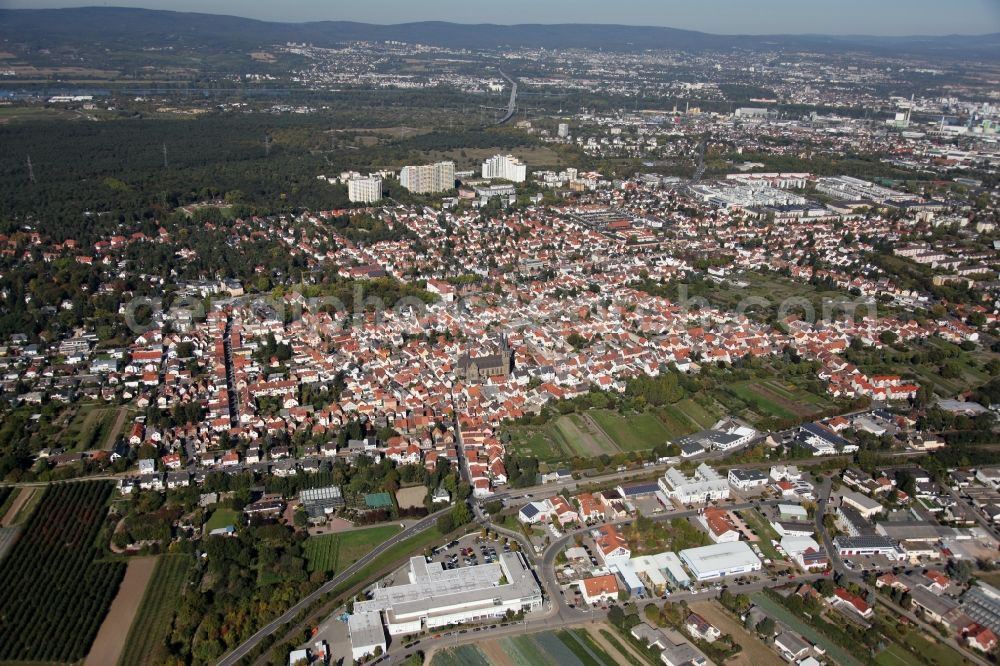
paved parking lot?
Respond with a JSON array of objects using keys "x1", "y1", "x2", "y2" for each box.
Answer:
[{"x1": 427, "y1": 533, "x2": 513, "y2": 571}]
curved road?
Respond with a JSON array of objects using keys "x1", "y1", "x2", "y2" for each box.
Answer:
[
  {"x1": 216, "y1": 506, "x2": 451, "y2": 666},
  {"x1": 496, "y1": 70, "x2": 518, "y2": 125},
  {"x1": 403, "y1": 497, "x2": 822, "y2": 664}
]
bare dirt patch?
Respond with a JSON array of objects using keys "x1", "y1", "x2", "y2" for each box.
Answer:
[
  {"x1": 1, "y1": 488, "x2": 31, "y2": 527},
  {"x1": 395, "y1": 485, "x2": 426, "y2": 510},
  {"x1": 85, "y1": 556, "x2": 158, "y2": 666},
  {"x1": 689, "y1": 600, "x2": 783, "y2": 666},
  {"x1": 479, "y1": 638, "x2": 517, "y2": 666},
  {"x1": 103, "y1": 406, "x2": 129, "y2": 449}
]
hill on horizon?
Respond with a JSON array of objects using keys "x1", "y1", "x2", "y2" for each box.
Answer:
[{"x1": 0, "y1": 6, "x2": 997, "y2": 57}]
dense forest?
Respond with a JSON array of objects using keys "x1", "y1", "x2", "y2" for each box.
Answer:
[{"x1": 0, "y1": 112, "x2": 543, "y2": 242}]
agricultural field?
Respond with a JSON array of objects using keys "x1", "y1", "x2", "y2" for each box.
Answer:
[
  {"x1": 304, "y1": 524, "x2": 402, "y2": 575},
  {"x1": 507, "y1": 398, "x2": 726, "y2": 463},
  {"x1": 551, "y1": 413, "x2": 618, "y2": 457},
  {"x1": 58, "y1": 404, "x2": 123, "y2": 451},
  {"x1": 507, "y1": 426, "x2": 563, "y2": 462},
  {"x1": 117, "y1": 553, "x2": 194, "y2": 666},
  {"x1": 728, "y1": 379, "x2": 834, "y2": 422},
  {"x1": 3, "y1": 486, "x2": 41, "y2": 526},
  {"x1": 0, "y1": 481, "x2": 126, "y2": 663},
  {"x1": 431, "y1": 628, "x2": 621, "y2": 666},
  {"x1": 0, "y1": 486, "x2": 13, "y2": 520},
  {"x1": 589, "y1": 409, "x2": 672, "y2": 451},
  {"x1": 751, "y1": 592, "x2": 863, "y2": 666},
  {"x1": 87, "y1": 556, "x2": 159, "y2": 666},
  {"x1": 898, "y1": 630, "x2": 974, "y2": 666}
]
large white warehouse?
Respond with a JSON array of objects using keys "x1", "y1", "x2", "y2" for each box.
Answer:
[
  {"x1": 350, "y1": 551, "x2": 542, "y2": 648},
  {"x1": 679, "y1": 541, "x2": 762, "y2": 581}
]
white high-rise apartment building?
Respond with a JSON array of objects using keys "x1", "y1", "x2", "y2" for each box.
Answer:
[
  {"x1": 481, "y1": 154, "x2": 527, "y2": 183},
  {"x1": 399, "y1": 161, "x2": 455, "y2": 194},
  {"x1": 557, "y1": 123, "x2": 570, "y2": 138},
  {"x1": 347, "y1": 176, "x2": 383, "y2": 203}
]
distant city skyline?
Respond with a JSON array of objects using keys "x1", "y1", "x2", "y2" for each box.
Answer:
[{"x1": 5, "y1": 1, "x2": 1000, "y2": 36}]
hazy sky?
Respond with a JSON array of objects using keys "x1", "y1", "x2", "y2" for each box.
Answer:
[{"x1": 4, "y1": 0, "x2": 1000, "y2": 36}]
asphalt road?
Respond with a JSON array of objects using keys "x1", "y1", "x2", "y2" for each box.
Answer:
[
  {"x1": 215, "y1": 506, "x2": 451, "y2": 666},
  {"x1": 496, "y1": 69, "x2": 517, "y2": 124}
]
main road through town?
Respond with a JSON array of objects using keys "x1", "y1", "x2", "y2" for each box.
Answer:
[{"x1": 215, "y1": 506, "x2": 452, "y2": 666}]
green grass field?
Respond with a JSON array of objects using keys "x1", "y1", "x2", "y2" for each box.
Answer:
[
  {"x1": 204, "y1": 507, "x2": 240, "y2": 533},
  {"x1": 304, "y1": 524, "x2": 402, "y2": 574},
  {"x1": 507, "y1": 425, "x2": 566, "y2": 463},
  {"x1": 656, "y1": 405, "x2": 697, "y2": 440},
  {"x1": 117, "y1": 554, "x2": 193, "y2": 666},
  {"x1": 900, "y1": 630, "x2": 974, "y2": 666},
  {"x1": 599, "y1": 628, "x2": 658, "y2": 666},
  {"x1": 876, "y1": 643, "x2": 923, "y2": 666},
  {"x1": 589, "y1": 409, "x2": 671, "y2": 451},
  {"x1": 321, "y1": 524, "x2": 447, "y2": 604},
  {"x1": 9, "y1": 488, "x2": 43, "y2": 526},
  {"x1": 674, "y1": 398, "x2": 719, "y2": 428}
]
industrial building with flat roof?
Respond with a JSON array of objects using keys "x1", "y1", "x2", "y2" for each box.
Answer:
[
  {"x1": 350, "y1": 551, "x2": 542, "y2": 648},
  {"x1": 658, "y1": 463, "x2": 730, "y2": 504},
  {"x1": 833, "y1": 535, "x2": 905, "y2": 559},
  {"x1": 346, "y1": 609, "x2": 386, "y2": 660},
  {"x1": 679, "y1": 541, "x2": 762, "y2": 581},
  {"x1": 728, "y1": 468, "x2": 769, "y2": 490}
]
